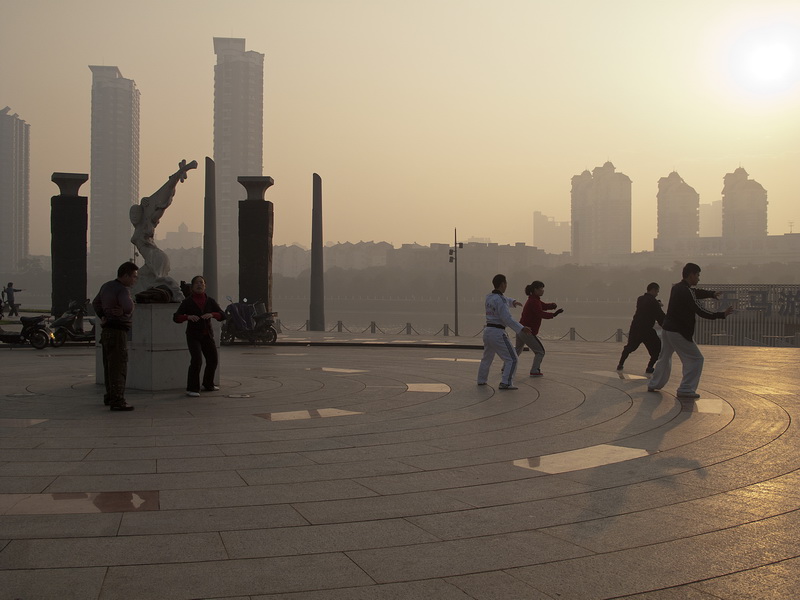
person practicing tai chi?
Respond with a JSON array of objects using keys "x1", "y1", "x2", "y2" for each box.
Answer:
[
  {"x1": 648, "y1": 263, "x2": 733, "y2": 399},
  {"x1": 515, "y1": 280, "x2": 563, "y2": 378},
  {"x1": 477, "y1": 274, "x2": 532, "y2": 390},
  {"x1": 617, "y1": 282, "x2": 665, "y2": 374}
]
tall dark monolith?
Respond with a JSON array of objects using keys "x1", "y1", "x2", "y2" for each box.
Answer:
[
  {"x1": 50, "y1": 173, "x2": 89, "y2": 317},
  {"x1": 203, "y1": 157, "x2": 218, "y2": 299},
  {"x1": 309, "y1": 173, "x2": 325, "y2": 331},
  {"x1": 238, "y1": 176, "x2": 274, "y2": 311}
]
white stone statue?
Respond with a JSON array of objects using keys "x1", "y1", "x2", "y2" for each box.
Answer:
[{"x1": 130, "y1": 159, "x2": 198, "y2": 300}]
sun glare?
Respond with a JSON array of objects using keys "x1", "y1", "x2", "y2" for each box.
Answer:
[{"x1": 727, "y1": 25, "x2": 800, "y2": 95}]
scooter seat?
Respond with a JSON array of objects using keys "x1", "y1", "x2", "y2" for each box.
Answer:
[{"x1": 20, "y1": 316, "x2": 43, "y2": 324}]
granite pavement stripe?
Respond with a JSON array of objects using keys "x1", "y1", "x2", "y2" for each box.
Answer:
[
  {"x1": 354, "y1": 461, "x2": 532, "y2": 496},
  {"x1": 238, "y1": 458, "x2": 422, "y2": 486},
  {"x1": 217, "y1": 437, "x2": 350, "y2": 456},
  {"x1": 250, "y1": 579, "x2": 473, "y2": 599},
  {"x1": 0, "y1": 448, "x2": 91, "y2": 461},
  {"x1": 0, "y1": 531, "x2": 227, "y2": 568},
  {"x1": 294, "y1": 491, "x2": 487, "y2": 525},
  {"x1": 1, "y1": 566, "x2": 107, "y2": 600},
  {"x1": 345, "y1": 530, "x2": 591, "y2": 583},
  {"x1": 0, "y1": 512, "x2": 122, "y2": 539},
  {"x1": 221, "y1": 519, "x2": 439, "y2": 558},
  {"x1": 445, "y1": 571, "x2": 553, "y2": 600},
  {"x1": 159, "y1": 479, "x2": 377, "y2": 510},
  {"x1": 508, "y1": 510, "x2": 800, "y2": 599},
  {"x1": 156, "y1": 452, "x2": 316, "y2": 473},
  {"x1": 0, "y1": 458, "x2": 157, "y2": 477},
  {"x1": 690, "y1": 556, "x2": 800, "y2": 600},
  {"x1": 85, "y1": 444, "x2": 227, "y2": 460},
  {"x1": 118, "y1": 504, "x2": 308, "y2": 535},
  {"x1": 42, "y1": 470, "x2": 247, "y2": 493},
  {"x1": 0, "y1": 475, "x2": 58, "y2": 494},
  {"x1": 97, "y1": 553, "x2": 375, "y2": 600},
  {"x1": 407, "y1": 498, "x2": 607, "y2": 540}
]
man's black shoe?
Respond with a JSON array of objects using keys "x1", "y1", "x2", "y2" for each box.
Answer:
[
  {"x1": 103, "y1": 397, "x2": 111, "y2": 406},
  {"x1": 110, "y1": 403, "x2": 135, "y2": 412}
]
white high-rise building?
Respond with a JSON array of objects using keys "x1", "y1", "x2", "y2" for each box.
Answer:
[
  {"x1": 0, "y1": 107, "x2": 30, "y2": 270},
  {"x1": 88, "y1": 65, "x2": 140, "y2": 275},
  {"x1": 213, "y1": 37, "x2": 264, "y2": 276}
]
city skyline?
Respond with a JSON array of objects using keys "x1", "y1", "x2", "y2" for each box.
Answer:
[{"x1": 2, "y1": 1, "x2": 799, "y2": 259}]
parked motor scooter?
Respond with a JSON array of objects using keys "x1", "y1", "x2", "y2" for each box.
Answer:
[
  {"x1": 50, "y1": 300, "x2": 96, "y2": 347},
  {"x1": 0, "y1": 315, "x2": 54, "y2": 349},
  {"x1": 220, "y1": 298, "x2": 278, "y2": 345}
]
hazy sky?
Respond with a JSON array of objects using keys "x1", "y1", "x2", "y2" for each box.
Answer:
[{"x1": 3, "y1": 0, "x2": 800, "y2": 256}]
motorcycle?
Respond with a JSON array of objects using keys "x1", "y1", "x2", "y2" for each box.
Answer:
[
  {"x1": 220, "y1": 298, "x2": 278, "y2": 345},
  {"x1": 50, "y1": 300, "x2": 96, "y2": 347},
  {"x1": 0, "y1": 315, "x2": 54, "y2": 350}
]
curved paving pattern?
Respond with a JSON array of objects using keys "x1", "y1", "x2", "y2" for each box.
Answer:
[{"x1": 1, "y1": 340, "x2": 799, "y2": 599}]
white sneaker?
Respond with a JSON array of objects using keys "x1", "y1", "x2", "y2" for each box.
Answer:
[{"x1": 186, "y1": 391, "x2": 200, "y2": 397}]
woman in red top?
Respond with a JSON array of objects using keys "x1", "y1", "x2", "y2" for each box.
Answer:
[
  {"x1": 173, "y1": 276, "x2": 225, "y2": 397},
  {"x1": 515, "y1": 280, "x2": 563, "y2": 377}
]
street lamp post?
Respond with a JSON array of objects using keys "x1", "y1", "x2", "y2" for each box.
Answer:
[{"x1": 449, "y1": 228, "x2": 463, "y2": 336}]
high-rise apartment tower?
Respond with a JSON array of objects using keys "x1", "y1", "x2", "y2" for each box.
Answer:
[
  {"x1": 654, "y1": 171, "x2": 699, "y2": 252},
  {"x1": 213, "y1": 37, "x2": 264, "y2": 276},
  {"x1": 88, "y1": 65, "x2": 140, "y2": 275},
  {"x1": 0, "y1": 107, "x2": 30, "y2": 270},
  {"x1": 722, "y1": 167, "x2": 768, "y2": 238},
  {"x1": 570, "y1": 161, "x2": 631, "y2": 264}
]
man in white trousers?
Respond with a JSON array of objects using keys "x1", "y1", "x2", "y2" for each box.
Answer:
[
  {"x1": 477, "y1": 274, "x2": 532, "y2": 390},
  {"x1": 648, "y1": 263, "x2": 733, "y2": 399}
]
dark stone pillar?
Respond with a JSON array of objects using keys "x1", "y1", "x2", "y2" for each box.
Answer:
[
  {"x1": 203, "y1": 157, "x2": 218, "y2": 300},
  {"x1": 50, "y1": 173, "x2": 89, "y2": 316},
  {"x1": 238, "y1": 176, "x2": 274, "y2": 311},
  {"x1": 309, "y1": 173, "x2": 325, "y2": 331}
]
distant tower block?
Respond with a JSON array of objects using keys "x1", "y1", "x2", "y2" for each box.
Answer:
[
  {"x1": 238, "y1": 176, "x2": 274, "y2": 311},
  {"x1": 51, "y1": 173, "x2": 89, "y2": 317},
  {"x1": 203, "y1": 157, "x2": 218, "y2": 299},
  {"x1": 309, "y1": 173, "x2": 325, "y2": 331}
]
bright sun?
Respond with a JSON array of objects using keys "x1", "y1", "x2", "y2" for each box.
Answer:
[{"x1": 728, "y1": 25, "x2": 800, "y2": 95}]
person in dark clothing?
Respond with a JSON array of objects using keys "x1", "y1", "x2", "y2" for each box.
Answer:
[
  {"x1": 92, "y1": 262, "x2": 138, "y2": 411},
  {"x1": 617, "y1": 282, "x2": 665, "y2": 374},
  {"x1": 173, "y1": 275, "x2": 225, "y2": 397},
  {"x1": 4, "y1": 283, "x2": 23, "y2": 317},
  {"x1": 648, "y1": 263, "x2": 734, "y2": 399}
]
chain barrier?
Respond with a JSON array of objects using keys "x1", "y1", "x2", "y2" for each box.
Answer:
[{"x1": 276, "y1": 320, "x2": 631, "y2": 342}]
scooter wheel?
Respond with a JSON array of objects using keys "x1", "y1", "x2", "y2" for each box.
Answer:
[
  {"x1": 51, "y1": 330, "x2": 67, "y2": 348},
  {"x1": 30, "y1": 330, "x2": 49, "y2": 350},
  {"x1": 266, "y1": 326, "x2": 278, "y2": 344},
  {"x1": 220, "y1": 327, "x2": 233, "y2": 346}
]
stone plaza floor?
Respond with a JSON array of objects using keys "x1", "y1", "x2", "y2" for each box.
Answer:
[{"x1": 1, "y1": 333, "x2": 799, "y2": 599}]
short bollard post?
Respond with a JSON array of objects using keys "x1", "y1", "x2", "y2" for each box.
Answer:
[
  {"x1": 616, "y1": 328, "x2": 624, "y2": 342},
  {"x1": 274, "y1": 318, "x2": 283, "y2": 333},
  {"x1": 305, "y1": 320, "x2": 310, "y2": 331},
  {"x1": 444, "y1": 324, "x2": 450, "y2": 336},
  {"x1": 406, "y1": 322, "x2": 412, "y2": 335},
  {"x1": 337, "y1": 320, "x2": 343, "y2": 332},
  {"x1": 370, "y1": 321, "x2": 377, "y2": 333},
  {"x1": 569, "y1": 327, "x2": 576, "y2": 341}
]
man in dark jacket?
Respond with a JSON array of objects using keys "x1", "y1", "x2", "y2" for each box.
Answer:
[
  {"x1": 648, "y1": 263, "x2": 733, "y2": 399},
  {"x1": 617, "y1": 282, "x2": 665, "y2": 374},
  {"x1": 92, "y1": 262, "x2": 138, "y2": 411}
]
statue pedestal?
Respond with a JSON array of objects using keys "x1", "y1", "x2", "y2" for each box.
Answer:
[{"x1": 95, "y1": 304, "x2": 220, "y2": 392}]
